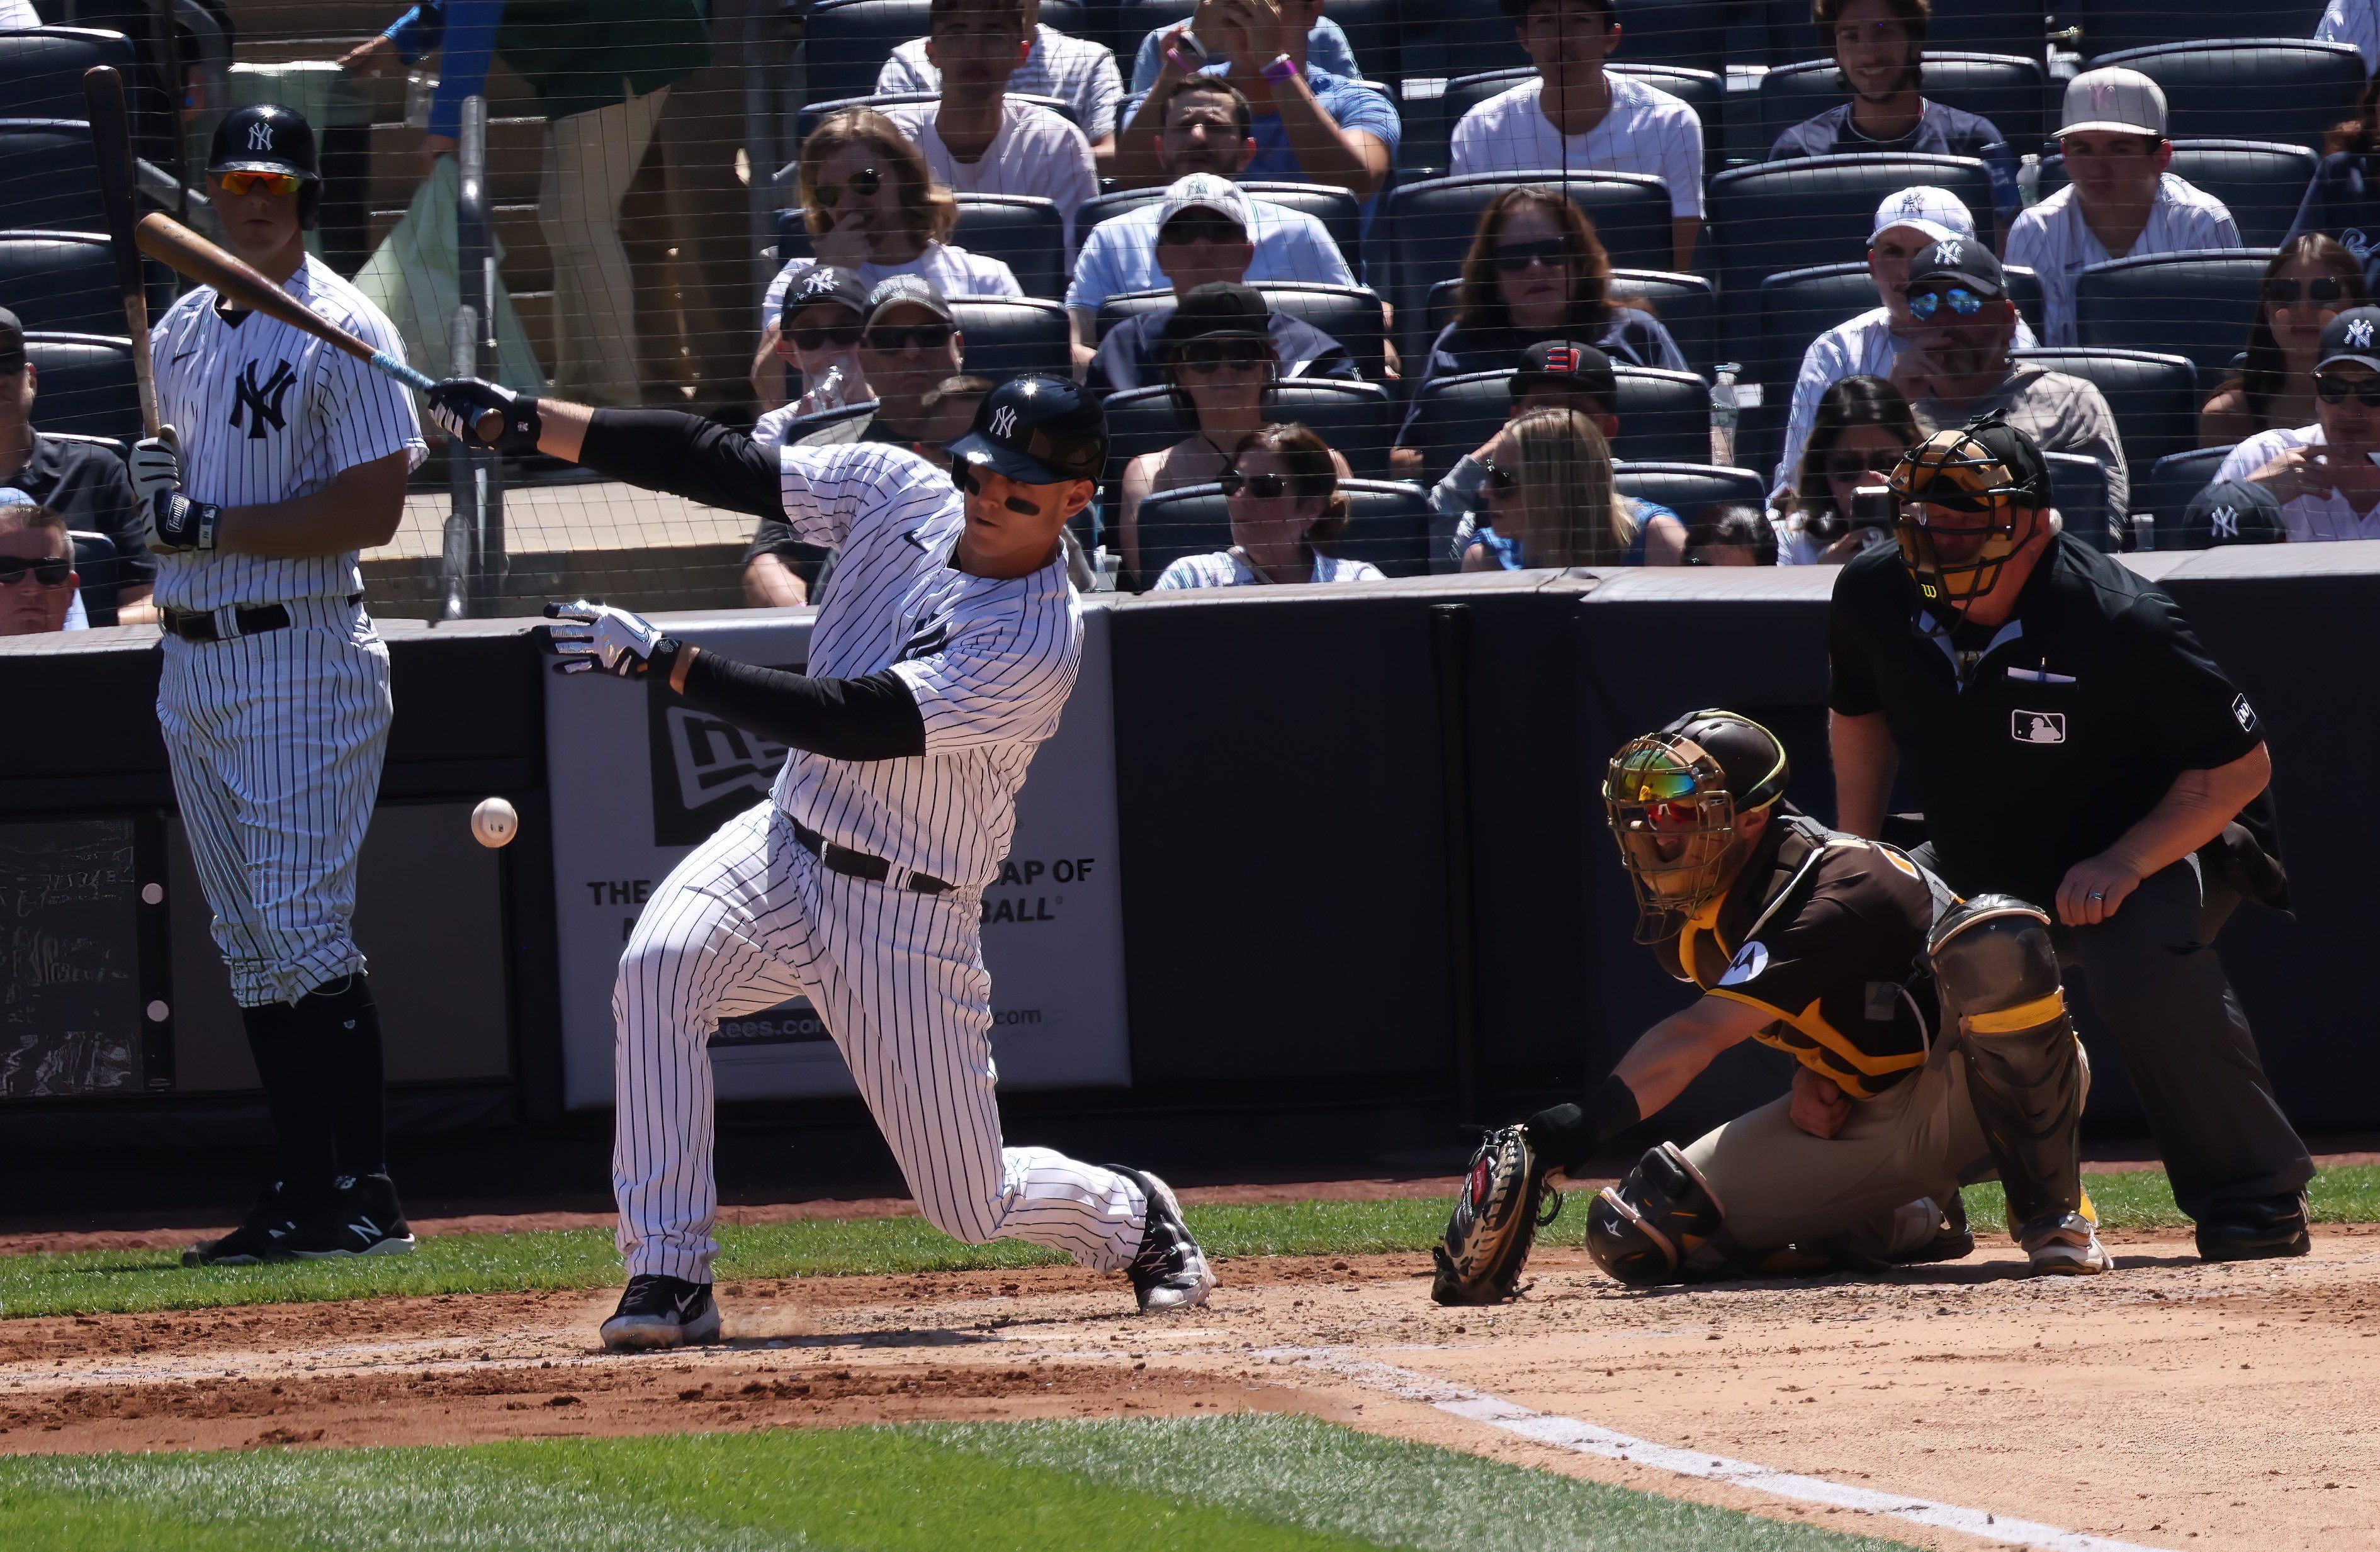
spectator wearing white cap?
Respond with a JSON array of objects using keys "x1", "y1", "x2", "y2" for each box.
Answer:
[
  {"x1": 1772, "y1": 186, "x2": 2037, "y2": 493},
  {"x1": 879, "y1": 0, "x2": 1125, "y2": 154},
  {"x1": 2005, "y1": 67, "x2": 2242, "y2": 349},
  {"x1": 2214, "y1": 304, "x2": 2380, "y2": 541}
]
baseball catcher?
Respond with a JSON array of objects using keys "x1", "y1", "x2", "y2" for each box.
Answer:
[{"x1": 1433, "y1": 709, "x2": 2106, "y2": 1303}]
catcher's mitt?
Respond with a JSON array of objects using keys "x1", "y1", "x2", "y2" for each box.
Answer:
[{"x1": 1431, "y1": 1125, "x2": 1563, "y2": 1305}]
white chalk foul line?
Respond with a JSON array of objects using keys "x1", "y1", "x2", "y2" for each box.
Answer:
[{"x1": 1263, "y1": 1347, "x2": 2175, "y2": 1552}]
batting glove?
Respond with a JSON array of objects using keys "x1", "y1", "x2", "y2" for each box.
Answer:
[
  {"x1": 130, "y1": 428, "x2": 219, "y2": 553},
  {"x1": 543, "y1": 599, "x2": 678, "y2": 678},
  {"x1": 429, "y1": 377, "x2": 543, "y2": 456}
]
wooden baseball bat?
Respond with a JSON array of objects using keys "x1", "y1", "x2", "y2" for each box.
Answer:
[
  {"x1": 132, "y1": 211, "x2": 506, "y2": 444},
  {"x1": 81, "y1": 65, "x2": 161, "y2": 440}
]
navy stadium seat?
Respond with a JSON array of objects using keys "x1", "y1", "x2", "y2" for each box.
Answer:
[
  {"x1": 1760, "y1": 0, "x2": 2050, "y2": 69},
  {"x1": 1094, "y1": 282, "x2": 1388, "y2": 381},
  {"x1": 945, "y1": 296, "x2": 1071, "y2": 379},
  {"x1": 67, "y1": 526, "x2": 120, "y2": 626},
  {"x1": 2007, "y1": 347, "x2": 2199, "y2": 488},
  {"x1": 23, "y1": 332, "x2": 137, "y2": 441},
  {"x1": 2143, "y1": 444, "x2": 2236, "y2": 545},
  {"x1": 1758, "y1": 53, "x2": 2048, "y2": 154},
  {"x1": 2075, "y1": 0, "x2": 2327, "y2": 62},
  {"x1": 1708, "y1": 154, "x2": 1997, "y2": 317},
  {"x1": 2044, "y1": 450, "x2": 2118, "y2": 549},
  {"x1": 0, "y1": 120, "x2": 105, "y2": 232},
  {"x1": 790, "y1": 91, "x2": 1077, "y2": 149},
  {"x1": 1419, "y1": 269, "x2": 1717, "y2": 375},
  {"x1": 1100, "y1": 378, "x2": 1395, "y2": 512},
  {"x1": 798, "y1": 0, "x2": 1091, "y2": 109},
  {"x1": 1074, "y1": 182, "x2": 1362, "y2": 278},
  {"x1": 1613, "y1": 461, "x2": 1767, "y2": 519},
  {"x1": 2073, "y1": 249, "x2": 2274, "y2": 383},
  {"x1": 0, "y1": 27, "x2": 137, "y2": 120},
  {"x1": 1747, "y1": 261, "x2": 1874, "y2": 477},
  {"x1": 0, "y1": 232, "x2": 128, "y2": 336},
  {"x1": 1397, "y1": 364, "x2": 1710, "y2": 484},
  {"x1": 2084, "y1": 42, "x2": 2363, "y2": 157},
  {"x1": 2036, "y1": 140, "x2": 2317, "y2": 250},
  {"x1": 949, "y1": 195, "x2": 1067, "y2": 301},
  {"x1": 1132, "y1": 478, "x2": 1432, "y2": 583}
]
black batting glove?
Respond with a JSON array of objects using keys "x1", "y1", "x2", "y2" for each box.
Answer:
[{"x1": 429, "y1": 377, "x2": 543, "y2": 455}]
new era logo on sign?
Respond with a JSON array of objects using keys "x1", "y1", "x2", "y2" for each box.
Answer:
[{"x1": 2012, "y1": 709, "x2": 2066, "y2": 745}]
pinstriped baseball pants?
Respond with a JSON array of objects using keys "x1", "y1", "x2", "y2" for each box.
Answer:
[
  {"x1": 613, "y1": 801, "x2": 1148, "y2": 1283},
  {"x1": 156, "y1": 602, "x2": 392, "y2": 1008}
]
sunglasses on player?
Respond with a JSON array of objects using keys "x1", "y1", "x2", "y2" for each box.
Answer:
[
  {"x1": 786, "y1": 320, "x2": 864, "y2": 351},
  {"x1": 216, "y1": 171, "x2": 301, "y2": 198},
  {"x1": 0, "y1": 554, "x2": 70, "y2": 586},
  {"x1": 950, "y1": 458, "x2": 1049, "y2": 515},
  {"x1": 865, "y1": 322, "x2": 954, "y2": 352},
  {"x1": 2316, "y1": 373, "x2": 2380, "y2": 407},
  {"x1": 1905, "y1": 285, "x2": 1990, "y2": 320},
  {"x1": 1622, "y1": 762, "x2": 1705, "y2": 829},
  {"x1": 812, "y1": 167, "x2": 884, "y2": 208},
  {"x1": 2269, "y1": 276, "x2": 2348, "y2": 305},
  {"x1": 1491, "y1": 239, "x2": 1571, "y2": 274}
]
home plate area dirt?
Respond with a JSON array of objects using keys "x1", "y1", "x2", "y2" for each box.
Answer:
[{"x1": 2, "y1": 1220, "x2": 2375, "y2": 1551}]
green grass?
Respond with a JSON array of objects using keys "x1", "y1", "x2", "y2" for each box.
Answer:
[
  {"x1": 2, "y1": 1167, "x2": 2370, "y2": 1321},
  {"x1": 0, "y1": 1413, "x2": 1909, "y2": 1552}
]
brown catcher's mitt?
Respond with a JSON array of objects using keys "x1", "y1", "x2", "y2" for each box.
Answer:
[{"x1": 1431, "y1": 1125, "x2": 1562, "y2": 1305}]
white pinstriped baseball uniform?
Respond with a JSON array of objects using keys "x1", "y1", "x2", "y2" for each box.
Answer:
[
  {"x1": 1448, "y1": 74, "x2": 1706, "y2": 219},
  {"x1": 2003, "y1": 176, "x2": 2242, "y2": 347},
  {"x1": 149, "y1": 256, "x2": 426, "y2": 1007},
  {"x1": 613, "y1": 439, "x2": 1148, "y2": 1284}
]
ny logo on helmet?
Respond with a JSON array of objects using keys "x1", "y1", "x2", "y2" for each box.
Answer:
[
  {"x1": 2350, "y1": 317, "x2": 2376, "y2": 349},
  {"x1": 990, "y1": 405, "x2": 1019, "y2": 439},
  {"x1": 247, "y1": 120, "x2": 273, "y2": 152},
  {"x1": 2210, "y1": 503, "x2": 2240, "y2": 539}
]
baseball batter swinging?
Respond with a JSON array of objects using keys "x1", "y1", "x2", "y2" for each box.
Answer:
[
  {"x1": 426, "y1": 371, "x2": 1215, "y2": 1347},
  {"x1": 1434, "y1": 707, "x2": 2107, "y2": 1302},
  {"x1": 137, "y1": 104, "x2": 428, "y2": 1264}
]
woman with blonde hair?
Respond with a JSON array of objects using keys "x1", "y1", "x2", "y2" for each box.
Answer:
[
  {"x1": 1455, "y1": 408, "x2": 1630, "y2": 570},
  {"x1": 1152, "y1": 422, "x2": 1384, "y2": 588}
]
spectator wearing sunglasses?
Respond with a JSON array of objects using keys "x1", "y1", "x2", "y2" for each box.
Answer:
[
  {"x1": 2214, "y1": 305, "x2": 2380, "y2": 541},
  {"x1": 2004, "y1": 68, "x2": 2241, "y2": 349},
  {"x1": 1891, "y1": 238, "x2": 2128, "y2": 517},
  {"x1": 1681, "y1": 502, "x2": 1778, "y2": 566},
  {"x1": 752, "y1": 267, "x2": 873, "y2": 422},
  {"x1": 1151, "y1": 421, "x2": 1382, "y2": 587},
  {"x1": 1452, "y1": 407, "x2": 1627, "y2": 570},
  {"x1": 0, "y1": 489, "x2": 82, "y2": 637},
  {"x1": 880, "y1": 0, "x2": 1125, "y2": 154},
  {"x1": 1782, "y1": 374, "x2": 1919, "y2": 565},
  {"x1": 0, "y1": 308, "x2": 149, "y2": 623},
  {"x1": 2200, "y1": 237, "x2": 2371, "y2": 448}
]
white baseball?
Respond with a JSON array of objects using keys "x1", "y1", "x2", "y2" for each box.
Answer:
[{"x1": 471, "y1": 797, "x2": 519, "y2": 848}]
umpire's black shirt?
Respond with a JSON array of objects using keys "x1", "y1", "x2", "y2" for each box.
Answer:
[{"x1": 1828, "y1": 532, "x2": 2265, "y2": 908}]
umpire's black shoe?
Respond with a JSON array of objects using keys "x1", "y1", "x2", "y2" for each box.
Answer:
[
  {"x1": 182, "y1": 1183, "x2": 303, "y2": 1267},
  {"x1": 1112, "y1": 1166, "x2": 1215, "y2": 1313},
  {"x1": 601, "y1": 1274, "x2": 722, "y2": 1351},
  {"x1": 283, "y1": 1174, "x2": 417, "y2": 1260},
  {"x1": 2195, "y1": 1192, "x2": 2312, "y2": 1261}
]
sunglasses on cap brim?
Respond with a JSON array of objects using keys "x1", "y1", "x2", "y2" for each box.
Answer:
[{"x1": 1906, "y1": 285, "x2": 1992, "y2": 320}]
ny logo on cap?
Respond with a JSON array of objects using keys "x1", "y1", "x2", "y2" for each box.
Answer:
[
  {"x1": 1894, "y1": 193, "x2": 1924, "y2": 215},
  {"x1": 990, "y1": 405, "x2": 1019, "y2": 439},
  {"x1": 1927, "y1": 240, "x2": 1963, "y2": 266},
  {"x1": 248, "y1": 120, "x2": 273, "y2": 152},
  {"x1": 2350, "y1": 318, "x2": 2376, "y2": 349},
  {"x1": 2210, "y1": 503, "x2": 2240, "y2": 539},
  {"x1": 2089, "y1": 82, "x2": 2114, "y2": 116}
]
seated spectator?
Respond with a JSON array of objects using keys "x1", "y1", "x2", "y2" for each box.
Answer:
[
  {"x1": 1453, "y1": 407, "x2": 1628, "y2": 570},
  {"x1": 2179, "y1": 478, "x2": 2287, "y2": 547},
  {"x1": 1892, "y1": 238, "x2": 2129, "y2": 514},
  {"x1": 1129, "y1": 7, "x2": 1359, "y2": 92},
  {"x1": 1113, "y1": 0, "x2": 1399, "y2": 219},
  {"x1": 0, "y1": 309, "x2": 149, "y2": 623},
  {"x1": 1779, "y1": 373, "x2": 1919, "y2": 564},
  {"x1": 0, "y1": 491, "x2": 82, "y2": 637},
  {"x1": 2317, "y1": 0, "x2": 2380, "y2": 75},
  {"x1": 1769, "y1": 0, "x2": 2016, "y2": 220},
  {"x1": 2201, "y1": 236, "x2": 2371, "y2": 447},
  {"x1": 1681, "y1": 502, "x2": 1779, "y2": 566},
  {"x1": 2213, "y1": 305, "x2": 2380, "y2": 541},
  {"x1": 2286, "y1": 79, "x2": 2380, "y2": 289},
  {"x1": 759, "y1": 109, "x2": 1021, "y2": 383},
  {"x1": 2005, "y1": 68, "x2": 2242, "y2": 348},
  {"x1": 1116, "y1": 282, "x2": 1354, "y2": 580},
  {"x1": 1152, "y1": 421, "x2": 1384, "y2": 587},
  {"x1": 751, "y1": 265, "x2": 872, "y2": 415},
  {"x1": 1774, "y1": 186, "x2": 2034, "y2": 493},
  {"x1": 1447, "y1": 0, "x2": 1703, "y2": 271},
  {"x1": 879, "y1": 0, "x2": 1125, "y2": 154},
  {"x1": 879, "y1": 0, "x2": 1099, "y2": 252},
  {"x1": 1088, "y1": 196, "x2": 1359, "y2": 393}
]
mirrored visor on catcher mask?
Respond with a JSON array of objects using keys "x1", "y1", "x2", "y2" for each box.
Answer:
[{"x1": 1604, "y1": 739, "x2": 1740, "y2": 943}]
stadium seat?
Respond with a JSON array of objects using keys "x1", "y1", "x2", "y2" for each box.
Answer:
[
  {"x1": 0, "y1": 120, "x2": 104, "y2": 233},
  {"x1": 2035, "y1": 140, "x2": 2317, "y2": 250},
  {"x1": 0, "y1": 27, "x2": 138, "y2": 120},
  {"x1": 798, "y1": 0, "x2": 1091, "y2": 109},
  {"x1": 0, "y1": 233, "x2": 128, "y2": 337},
  {"x1": 23, "y1": 332, "x2": 137, "y2": 441},
  {"x1": 67, "y1": 526, "x2": 120, "y2": 627},
  {"x1": 1707, "y1": 154, "x2": 1996, "y2": 318},
  {"x1": 2008, "y1": 347, "x2": 2199, "y2": 486},
  {"x1": 1100, "y1": 378, "x2": 1396, "y2": 512},
  {"x1": 2074, "y1": 0, "x2": 2326, "y2": 63},
  {"x1": 1758, "y1": 0, "x2": 2050, "y2": 69},
  {"x1": 950, "y1": 195, "x2": 1067, "y2": 301},
  {"x1": 2073, "y1": 249, "x2": 2274, "y2": 384},
  {"x1": 1758, "y1": 53, "x2": 2048, "y2": 153},
  {"x1": 790, "y1": 91, "x2": 1078, "y2": 149},
  {"x1": 1613, "y1": 461, "x2": 1768, "y2": 519},
  {"x1": 945, "y1": 297, "x2": 1071, "y2": 380},
  {"x1": 2143, "y1": 444, "x2": 2236, "y2": 545},
  {"x1": 1397, "y1": 365, "x2": 1711, "y2": 483},
  {"x1": 1074, "y1": 183, "x2": 1362, "y2": 278},
  {"x1": 1094, "y1": 283, "x2": 1388, "y2": 381},
  {"x1": 1419, "y1": 269, "x2": 1717, "y2": 374},
  {"x1": 1131, "y1": 477, "x2": 1433, "y2": 583},
  {"x1": 2084, "y1": 42, "x2": 2364, "y2": 157},
  {"x1": 2044, "y1": 450, "x2": 2118, "y2": 550}
]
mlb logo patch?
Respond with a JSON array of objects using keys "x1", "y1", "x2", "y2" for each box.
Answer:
[{"x1": 2012, "y1": 709, "x2": 2066, "y2": 745}]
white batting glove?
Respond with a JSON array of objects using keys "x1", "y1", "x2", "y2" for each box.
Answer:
[
  {"x1": 130, "y1": 425, "x2": 180, "y2": 510},
  {"x1": 130, "y1": 426, "x2": 218, "y2": 553},
  {"x1": 543, "y1": 599, "x2": 674, "y2": 678}
]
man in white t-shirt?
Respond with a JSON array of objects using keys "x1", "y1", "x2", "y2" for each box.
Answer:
[
  {"x1": 1773, "y1": 184, "x2": 2038, "y2": 492},
  {"x1": 2213, "y1": 305, "x2": 2380, "y2": 542},
  {"x1": 2004, "y1": 67, "x2": 2241, "y2": 348},
  {"x1": 878, "y1": 0, "x2": 1125, "y2": 154},
  {"x1": 1448, "y1": 0, "x2": 1703, "y2": 271},
  {"x1": 877, "y1": 0, "x2": 1099, "y2": 256}
]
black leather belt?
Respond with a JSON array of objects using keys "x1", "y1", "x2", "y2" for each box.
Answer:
[
  {"x1": 791, "y1": 818, "x2": 955, "y2": 894},
  {"x1": 161, "y1": 594, "x2": 360, "y2": 643}
]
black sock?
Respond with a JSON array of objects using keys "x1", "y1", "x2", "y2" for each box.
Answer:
[
  {"x1": 239, "y1": 1000, "x2": 337, "y2": 1200},
  {"x1": 298, "y1": 974, "x2": 388, "y2": 1182},
  {"x1": 1526, "y1": 1073, "x2": 1642, "y2": 1173}
]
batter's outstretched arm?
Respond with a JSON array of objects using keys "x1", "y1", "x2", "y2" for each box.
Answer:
[{"x1": 427, "y1": 383, "x2": 783, "y2": 520}]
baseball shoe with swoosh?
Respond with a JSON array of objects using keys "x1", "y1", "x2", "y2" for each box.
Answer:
[
  {"x1": 1112, "y1": 1166, "x2": 1215, "y2": 1312},
  {"x1": 602, "y1": 1274, "x2": 723, "y2": 1350},
  {"x1": 283, "y1": 1174, "x2": 417, "y2": 1259}
]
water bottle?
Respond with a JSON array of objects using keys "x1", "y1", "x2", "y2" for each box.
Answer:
[
  {"x1": 811, "y1": 363, "x2": 849, "y2": 412},
  {"x1": 1710, "y1": 363, "x2": 1741, "y2": 469},
  {"x1": 2017, "y1": 154, "x2": 2041, "y2": 208},
  {"x1": 2131, "y1": 513, "x2": 2155, "y2": 553},
  {"x1": 404, "y1": 67, "x2": 438, "y2": 130}
]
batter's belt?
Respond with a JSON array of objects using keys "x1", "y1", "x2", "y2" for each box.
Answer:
[
  {"x1": 789, "y1": 817, "x2": 956, "y2": 896},
  {"x1": 160, "y1": 593, "x2": 363, "y2": 643}
]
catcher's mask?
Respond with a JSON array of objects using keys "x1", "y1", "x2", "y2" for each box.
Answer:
[
  {"x1": 1604, "y1": 710, "x2": 1790, "y2": 943},
  {"x1": 1889, "y1": 415, "x2": 2050, "y2": 607}
]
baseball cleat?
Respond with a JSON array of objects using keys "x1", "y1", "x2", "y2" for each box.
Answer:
[
  {"x1": 2020, "y1": 1211, "x2": 2112, "y2": 1276},
  {"x1": 284, "y1": 1174, "x2": 417, "y2": 1259},
  {"x1": 2194, "y1": 1192, "x2": 2311, "y2": 1261},
  {"x1": 1113, "y1": 1166, "x2": 1215, "y2": 1312},
  {"x1": 182, "y1": 1182, "x2": 303, "y2": 1266},
  {"x1": 602, "y1": 1274, "x2": 722, "y2": 1351}
]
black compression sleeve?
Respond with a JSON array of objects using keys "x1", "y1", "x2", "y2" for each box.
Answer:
[
  {"x1": 673, "y1": 651, "x2": 927, "y2": 762},
  {"x1": 580, "y1": 409, "x2": 783, "y2": 519}
]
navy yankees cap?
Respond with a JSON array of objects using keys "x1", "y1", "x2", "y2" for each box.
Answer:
[
  {"x1": 2316, "y1": 306, "x2": 2380, "y2": 374},
  {"x1": 1904, "y1": 235, "x2": 2006, "y2": 300},
  {"x1": 2182, "y1": 480, "x2": 2285, "y2": 546},
  {"x1": 1511, "y1": 340, "x2": 1616, "y2": 402},
  {"x1": 789, "y1": 266, "x2": 869, "y2": 318},
  {"x1": 948, "y1": 374, "x2": 1107, "y2": 486}
]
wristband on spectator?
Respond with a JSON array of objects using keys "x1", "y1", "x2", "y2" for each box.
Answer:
[{"x1": 1261, "y1": 53, "x2": 1300, "y2": 83}]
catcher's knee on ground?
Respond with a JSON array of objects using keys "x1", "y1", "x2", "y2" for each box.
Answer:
[{"x1": 1585, "y1": 1143, "x2": 1727, "y2": 1286}]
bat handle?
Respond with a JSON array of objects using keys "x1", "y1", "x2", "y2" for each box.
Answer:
[{"x1": 374, "y1": 351, "x2": 512, "y2": 450}]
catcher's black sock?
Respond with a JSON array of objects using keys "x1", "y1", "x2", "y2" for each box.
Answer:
[
  {"x1": 239, "y1": 1000, "x2": 338, "y2": 1200},
  {"x1": 1526, "y1": 1073, "x2": 1640, "y2": 1172},
  {"x1": 299, "y1": 974, "x2": 389, "y2": 1181}
]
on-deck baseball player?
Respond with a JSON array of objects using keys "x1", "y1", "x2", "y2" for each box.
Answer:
[
  {"x1": 135, "y1": 103, "x2": 428, "y2": 1264},
  {"x1": 425, "y1": 370, "x2": 1215, "y2": 1347},
  {"x1": 1432, "y1": 708, "x2": 2106, "y2": 1305}
]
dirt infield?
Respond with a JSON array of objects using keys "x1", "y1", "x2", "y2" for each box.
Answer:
[{"x1": 2, "y1": 1224, "x2": 2372, "y2": 1552}]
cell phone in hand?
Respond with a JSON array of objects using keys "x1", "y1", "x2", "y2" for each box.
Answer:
[{"x1": 1170, "y1": 28, "x2": 1207, "y2": 67}]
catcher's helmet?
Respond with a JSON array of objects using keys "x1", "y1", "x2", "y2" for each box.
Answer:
[
  {"x1": 207, "y1": 103, "x2": 322, "y2": 228},
  {"x1": 1603, "y1": 709, "x2": 1790, "y2": 944},
  {"x1": 1888, "y1": 412, "x2": 2050, "y2": 607},
  {"x1": 948, "y1": 374, "x2": 1107, "y2": 486}
]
